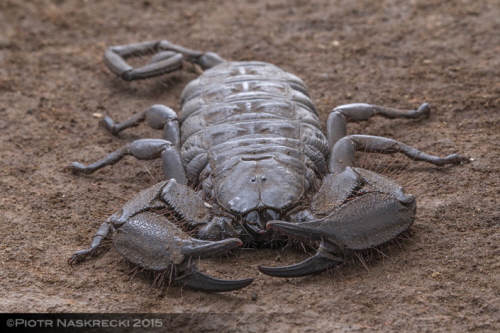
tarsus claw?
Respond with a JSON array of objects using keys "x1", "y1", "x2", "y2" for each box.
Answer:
[
  {"x1": 68, "y1": 248, "x2": 99, "y2": 265},
  {"x1": 443, "y1": 153, "x2": 472, "y2": 165},
  {"x1": 64, "y1": 162, "x2": 87, "y2": 173}
]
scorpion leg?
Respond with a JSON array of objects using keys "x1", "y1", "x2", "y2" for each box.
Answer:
[
  {"x1": 104, "y1": 40, "x2": 225, "y2": 81},
  {"x1": 68, "y1": 218, "x2": 112, "y2": 265},
  {"x1": 260, "y1": 132, "x2": 470, "y2": 278},
  {"x1": 326, "y1": 103, "x2": 430, "y2": 149},
  {"x1": 69, "y1": 180, "x2": 253, "y2": 292},
  {"x1": 103, "y1": 104, "x2": 181, "y2": 148},
  {"x1": 328, "y1": 134, "x2": 471, "y2": 174},
  {"x1": 65, "y1": 138, "x2": 187, "y2": 184}
]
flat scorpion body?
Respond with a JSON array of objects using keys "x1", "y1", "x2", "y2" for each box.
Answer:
[
  {"x1": 179, "y1": 61, "x2": 328, "y2": 237},
  {"x1": 67, "y1": 40, "x2": 470, "y2": 292}
]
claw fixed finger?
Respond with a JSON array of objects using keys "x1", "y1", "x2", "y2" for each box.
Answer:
[{"x1": 175, "y1": 266, "x2": 253, "y2": 292}]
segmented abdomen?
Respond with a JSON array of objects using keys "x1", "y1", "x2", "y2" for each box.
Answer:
[{"x1": 177, "y1": 61, "x2": 329, "y2": 182}]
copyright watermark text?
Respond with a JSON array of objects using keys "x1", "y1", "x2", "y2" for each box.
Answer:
[
  {"x1": 6, "y1": 318, "x2": 163, "y2": 329},
  {"x1": 1, "y1": 314, "x2": 176, "y2": 332}
]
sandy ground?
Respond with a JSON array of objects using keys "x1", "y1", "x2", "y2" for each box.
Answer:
[{"x1": 1, "y1": 0, "x2": 499, "y2": 331}]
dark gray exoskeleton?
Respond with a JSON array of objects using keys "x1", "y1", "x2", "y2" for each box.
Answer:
[{"x1": 67, "y1": 40, "x2": 470, "y2": 292}]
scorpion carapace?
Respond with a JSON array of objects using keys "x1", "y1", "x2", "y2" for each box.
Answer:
[{"x1": 66, "y1": 40, "x2": 470, "y2": 292}]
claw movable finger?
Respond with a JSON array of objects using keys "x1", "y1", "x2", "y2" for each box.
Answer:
[
  {"x1": 175, "y1": 266, "x2": 253, "y2": 292},
  {"x1": 258, "y1": 251, "x2": 341, "y2": 278}
]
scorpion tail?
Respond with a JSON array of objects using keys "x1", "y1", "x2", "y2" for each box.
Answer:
[{"x1": 104, "y1": 40, "x2": 225, "y2": 81}]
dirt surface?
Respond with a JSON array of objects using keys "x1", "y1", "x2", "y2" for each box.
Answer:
[{"x1": 1, "y1": 0, "x2": 499, "y2": 331}]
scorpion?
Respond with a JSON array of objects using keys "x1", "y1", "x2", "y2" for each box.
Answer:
[{"x1": 67, "y1": 40, "x2": 470, "y2": 292}]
